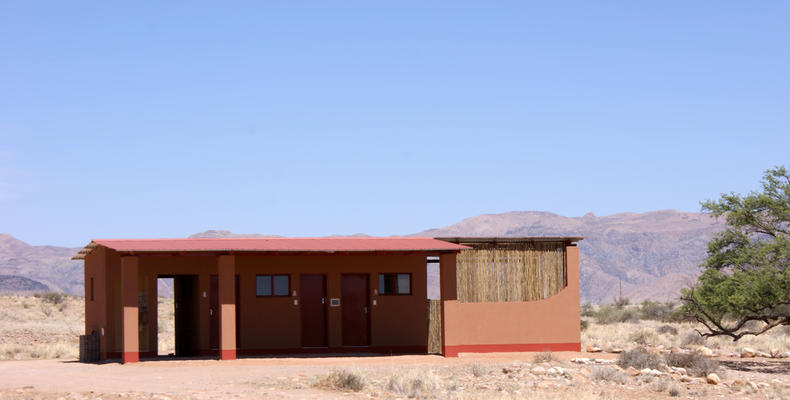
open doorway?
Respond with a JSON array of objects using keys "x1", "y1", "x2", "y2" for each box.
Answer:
[
  {"x1": 157, "y1": 275, "x2": 200, "y2": 357},
  {"x1": 156, "y1": 277, "x2": 175, "y2": 356}
]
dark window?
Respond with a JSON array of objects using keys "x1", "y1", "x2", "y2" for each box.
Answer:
[
  {"x1": 256, "y1": 275, "x2": 290, "y2": 297},
  {"x1": 90, "y1": 277, "x2": 94, "y2": 301},
  {"x1": 378, "y1": 273, "x2": 411, "y2": 295}
]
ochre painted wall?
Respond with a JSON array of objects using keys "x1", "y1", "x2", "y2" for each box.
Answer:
[
  {"x1": 441, "y1": 245, "x2": 581, "y2": 356},
  {"x1": 93, "y1": 251, "x2": 431, "y2": 357}
]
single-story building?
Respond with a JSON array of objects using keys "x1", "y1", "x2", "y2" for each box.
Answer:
[{"x1": 74, "y1": 236, "x2": 581, "y2": 363}]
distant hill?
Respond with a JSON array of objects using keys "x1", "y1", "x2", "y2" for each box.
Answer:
[
  {"x1": 417, "y1": 210, "x2": 726, "y2": 303},
  {"x1": 0, "y1": 234, "x2": 83, "y2": 295},
  {"x1": 1, "y1": 210, "x2": 726, "y2": 302},
  {"x1": 0, "y1": 275, "x2": 49, "y2": 293}
]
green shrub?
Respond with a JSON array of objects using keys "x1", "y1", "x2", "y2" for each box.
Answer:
[
  {"x1": 613, "y1": 297, "x2": 630, "y2": 308},
  {"x1": 580, "y1": 319, "x2": 589, "y2": 332},
  {"x1": 581, "y1": 303, "x2": 596, "y2": 317},
  {"x1": 617, "y1": 347, "x2": 665, "y2": 370},
  {"x1": 639, "y1": 300, "x2": 675, "y2": 320},
  {"x1": 595, "y1": 305, "x2": 640, "y2": 324}
]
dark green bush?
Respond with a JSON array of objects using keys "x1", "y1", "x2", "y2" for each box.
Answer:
[
  {"x1": 581, "y1": 303, "x2": 596, "y2": 317},
  {"x1": 580, "y1": 319, "x2": 589, "y2": 331}
]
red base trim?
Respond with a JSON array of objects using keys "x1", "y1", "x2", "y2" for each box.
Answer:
[
  {"x1": 220, "y1": 349, "x2": 236, "y2": 360},
  {"x1": 122, "y1": 351, "x2": 139, "y2": 363},
  {"x1": 443, "y1": 342, "x2": 581, "y2": 357}
]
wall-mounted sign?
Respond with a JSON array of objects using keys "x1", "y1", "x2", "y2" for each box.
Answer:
[{"x1": 330, "y1": 298, "x2": 340, "y2": 307}]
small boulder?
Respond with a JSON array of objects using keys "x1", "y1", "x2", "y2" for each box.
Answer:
[
  {"x1": 770, "y1": 348, "x2": 781, "y2": 358},
  {"x1": 756, "y1": 351, "x2": 771, "y2": 358},
  {"x1": 640, "y1": 368, "x2": 652, "y2": 376},
  {"x1": 531, "y1": 366, "x2": 547, "y2": 375},
  {"x1": 679, "y1": 375, "x2": 692, "y2": 383},
  {"x1": 777, "y1": 351, "x2": 790, "y2": 359},
  {"x1": 697, "y1": 346, "x2": 714, "y2": 357},
  {"x1": 586, "y1": 344, "x2": 602, "y2": 353},
  {"x1": 706, "y1": 373, "x2": 720, "y2": 385},
  {"x1": 626, "y1": 366, "x2": 640, "y2": 376},
  {"x1": 740, "y1": 347, "x2": 756, "y2": 358}
]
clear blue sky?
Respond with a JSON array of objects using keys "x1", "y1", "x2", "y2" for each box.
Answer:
[{"x1": 1, "y1": 2, "x2": 788, "y2": 247}]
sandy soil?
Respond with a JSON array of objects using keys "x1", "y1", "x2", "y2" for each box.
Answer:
[{"x1": 0, "y1": 352, "x2": 787, "y2": 400}]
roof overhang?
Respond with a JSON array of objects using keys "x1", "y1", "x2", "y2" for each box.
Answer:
[
  {"x1": 434, "y1": 236, "x2": 583, "y2": 246},
  {"x1": 72, "y1": 237, "x2": 470, "y2": 260}
]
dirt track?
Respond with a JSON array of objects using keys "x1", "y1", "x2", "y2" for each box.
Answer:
[{"x1": 0, "y1": 352, "x2": 787, "y2": 400}]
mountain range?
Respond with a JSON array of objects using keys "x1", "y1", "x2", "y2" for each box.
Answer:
[{"x1": 0, "y1": 210, "x2": 726, "y2": 303}]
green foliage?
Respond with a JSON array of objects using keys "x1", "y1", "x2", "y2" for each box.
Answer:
[
  {"x1": 682, "y1": 166, "x2": 790, "y2": 340},
  {"x1": 580, "y1": 302, "x2": 595, "y2": 317},
  {"x1": 613, "y1": 297, "x2": 630, "y2": 308},
  {"x1": 594, "y1": 304, "x2": 640, "y2": 324}
]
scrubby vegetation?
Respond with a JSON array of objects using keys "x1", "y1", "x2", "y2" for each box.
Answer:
[
  {"x1": 316, "y1": 369, "x2": 365, "y2": 392},
  {"x1": 665, "y1": 352, "x2": 720, "y2": 377},
  {"x1": 617, "y1": 347, "x2": 665, "y2": 370}
]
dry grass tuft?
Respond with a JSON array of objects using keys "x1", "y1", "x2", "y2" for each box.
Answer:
[
  {"x1": 680, "y1": 330, "x2": 706, "y2": 346},
  {"x1": 665, "y1": 352, "x2": 720, "y2": 377},
  {"x1": 317, "y1": 369, "x2": 365, "y2": 392},
  {"x1": 386, "y1": 368, "x2": 441, "y2": 398},
  {"x1": 590, "y1": 366, "x2": 628, "y2": 384},
  {"x1": 532, "y1": 350, "x2": 554, "y2": 363},
  {"x1": 617, "y1": 347, "x2": 664, "y2": 370}
]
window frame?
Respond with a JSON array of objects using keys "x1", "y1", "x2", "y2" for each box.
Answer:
[
  {"x1": 255, "y1": 274, "x2": 291, "y2": 297},
  {"x1": 377, "y1": 272, "x2": 412, "y2": 296}
]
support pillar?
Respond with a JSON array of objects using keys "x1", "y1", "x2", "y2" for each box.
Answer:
[
  {"x1": 121, "y1": 256, "x2": 139, "y2": 363},
  {"x1": 439, "y1": 252, "x2": 457, "y2": 357},
  {"x1": 566, "y1": 244, "x2": 582, "y2": 349},
  {"x1": 218, "y1": 255, "x2": 236, "y2": 360}
]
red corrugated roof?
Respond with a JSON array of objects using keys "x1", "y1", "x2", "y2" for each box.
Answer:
[{"x1": 73, "y1": 237, "x2": 468, "y2": 259}]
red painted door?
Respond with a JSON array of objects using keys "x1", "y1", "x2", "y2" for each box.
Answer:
[
  {"x1": 341, "y1": 274, "x2": 370, "y2": 346},
  {"x1": 300, "y1": 275, "x2": 327, "y2": 347},
  {"x1": 210, "y1": 275, "x2": 218, "y2": 350}
]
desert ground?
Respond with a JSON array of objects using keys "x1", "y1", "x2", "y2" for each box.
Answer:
[{"x1": 1, "y1": 294, "x2": 789, "y2": 399}]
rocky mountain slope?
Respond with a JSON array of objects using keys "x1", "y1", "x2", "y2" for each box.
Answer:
[
  {"x1": 418, "y1": 210, "x2": 726, "y2": 303},
  {"x1": 0, "y1": 234, "x2": 82, "y2": 294},
  {"x1": 1, "y1": 210, "x2": 727, "y2": 302}
]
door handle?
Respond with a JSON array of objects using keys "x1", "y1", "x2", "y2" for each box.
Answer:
[
  {"x1": 364, "y1": 307, "x2": 368, "y2": 313},
  {"x1": 322, "y1": 298, "x2": 326, "y2": 304},
  {"x1": 209, "y1": 308, "x2": 213, "y2": 316}
]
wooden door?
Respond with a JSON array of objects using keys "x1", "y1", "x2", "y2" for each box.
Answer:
[
  {"x1": 341, "y1": 274, "x2": 370, "y2": 346},
  {"x1": 300, "y1": 275, "x2": 327, "y2": 347}
]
